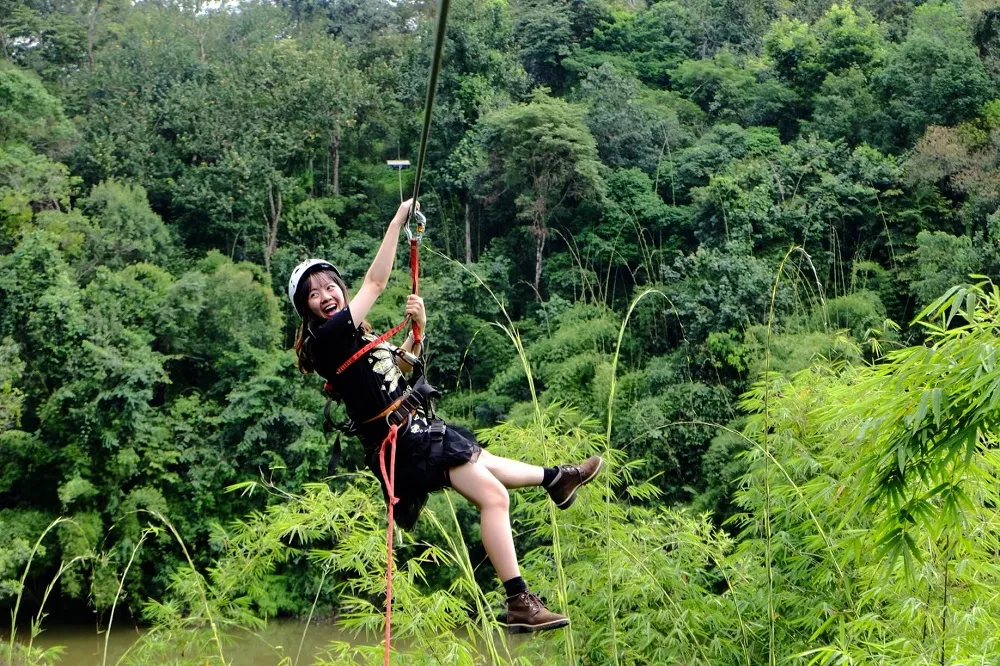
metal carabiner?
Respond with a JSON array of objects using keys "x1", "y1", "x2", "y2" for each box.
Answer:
[{"x1": 405, "y1": 209, "x2": 427, "y2": 243}]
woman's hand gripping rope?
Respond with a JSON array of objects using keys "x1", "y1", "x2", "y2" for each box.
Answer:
[{"x1": 405, "y1": 295, "x2": 426, "y2": 333}]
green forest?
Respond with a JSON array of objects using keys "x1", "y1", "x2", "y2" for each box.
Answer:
[{"x1": 5, "y1": 0, "x2": 1000, "y2": 662}]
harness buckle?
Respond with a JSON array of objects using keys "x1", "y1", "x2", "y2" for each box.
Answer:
[
  {"x1": 385, "y1": 408, "x2": 410, "y2": 428},
  {"x1": 384, "y1": 391, "x2": 419, "y2": 427}
]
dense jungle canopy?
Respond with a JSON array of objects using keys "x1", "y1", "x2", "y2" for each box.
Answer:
[{"x1": 6, "y1": 0, "x2": 1000, "y2": 663}]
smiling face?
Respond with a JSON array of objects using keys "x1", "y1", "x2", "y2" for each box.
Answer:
[{"x1": 306, "y1": 270, "x2": 348, "y2": 320}]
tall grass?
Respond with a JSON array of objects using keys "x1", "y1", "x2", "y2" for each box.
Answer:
[
  {"x1": 15, "y1": 248, "x2": 1000, "y2": 665},
  {"x1": 7, "y1": 518, "x2": 77, "y2": 666},
  {"x1": 426, "y1": 245, "x2": 577, "y2": 663}
]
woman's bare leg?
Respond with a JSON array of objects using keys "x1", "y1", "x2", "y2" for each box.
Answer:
[
  {"x1": 477, "y1": 449, "x2": 545, "y2": 488},
  {"x1": 449, "y1": 459, "x2": 520, "y2": 581}
]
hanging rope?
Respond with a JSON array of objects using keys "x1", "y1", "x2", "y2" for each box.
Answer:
[{"x1": 378, "y1": 422, "x2": 401, "y2": 665}]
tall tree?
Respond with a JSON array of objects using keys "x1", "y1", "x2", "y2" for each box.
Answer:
[
  {"x1": 482, "y1": 90, "x2": 604, "y2": 293},
  {"x1": 876, "y1": 0, "x2": 993, "y2": 151}
]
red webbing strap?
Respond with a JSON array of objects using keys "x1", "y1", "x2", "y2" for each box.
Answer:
[
  {"x1": 410, "y1": 239, "x2": 421, "y2": 342},
  {"x1": 335, "y1": 317, "x2": 410, "y2": 375},
  {"x1": 378, "y1": 423, "x2": 401, "y2": 666}
]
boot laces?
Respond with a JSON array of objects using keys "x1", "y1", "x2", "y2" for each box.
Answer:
[{"x1": 563, "y1": 464, "x2": 582, "y2": 483}]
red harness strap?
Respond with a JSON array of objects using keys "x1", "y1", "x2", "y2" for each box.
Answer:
[
  {"x1": 409, "y1": 239, "x2": 421, "y2": 342},
  {"x1": 335, "y1": 318, "x2": 409, "y2": 375}
]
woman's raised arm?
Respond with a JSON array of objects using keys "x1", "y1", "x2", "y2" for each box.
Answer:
[{"x1": 348, "y1": 199, "x2": 418, "y2": 325}]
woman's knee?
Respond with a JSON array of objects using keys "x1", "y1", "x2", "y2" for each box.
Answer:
[
  {"x1": 452, "y1": 462, "x2": 508, "y2": 511},
  {"x1": 481, "y1": 479, "x2": 509, "y2": 512}
]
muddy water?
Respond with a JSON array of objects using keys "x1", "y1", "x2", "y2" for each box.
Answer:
[{"x1": 4, "y1": 618, "x2": 369, "y2": 665}]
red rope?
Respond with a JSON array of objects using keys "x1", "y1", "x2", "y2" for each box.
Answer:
[{"x1": 378, "y1": 423, "x2": 400, "y2": 666}]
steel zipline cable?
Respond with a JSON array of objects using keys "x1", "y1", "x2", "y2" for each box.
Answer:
[{"x1": 409, "y1": 0, "x2": 452, "y2": 211}]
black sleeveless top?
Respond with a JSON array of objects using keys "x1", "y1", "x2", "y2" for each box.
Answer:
[{"x1": 309, "y1": 307, "x2": 409, "y2": 434}]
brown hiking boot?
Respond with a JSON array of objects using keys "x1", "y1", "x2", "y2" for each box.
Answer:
[
  {"x1": 546, "y1": 455, "x2": 604, "y2": 509},
  {"x1": 504, "y1": 592, "x2": 570, "y2": 634}
]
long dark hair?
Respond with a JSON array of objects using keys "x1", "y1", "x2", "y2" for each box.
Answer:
[{"x1": 293, "y1": 268, "x2": 352, "y2": 375}]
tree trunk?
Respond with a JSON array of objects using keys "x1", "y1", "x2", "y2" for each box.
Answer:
[
  {"x1": 331, "y1": 130, "x2": 341, "y2": 196},
  {"x1": 88, "y1": 0, "x2": 103, "y2": 75},
  {"x1": 264, "y1": 183, "x2": 282, "y2": 273},
  {"x1": 193, "y1": 0, "x2": 206, "y2": 62},
  {"x1": 533, "y1": 223, "x2": 545, "y2": 297},
  {"x1": 464, "y1": 200, "x2": 472, "y2": 264}
]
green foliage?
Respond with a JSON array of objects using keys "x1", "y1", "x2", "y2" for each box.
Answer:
[
  {"x1": 0, "y1": 63, "x2": 74, "y2": 152},
  {"x1": 575, "y1": 2, "x2": 696, "y2": 86},
  {"x1": 673, "y1": 48, "x2": 794, "y2": 129},
  {"x1": 0, "y1": 510, "x2": 51, "y2": 601},
  {"x1": 764, "y1": 17, "x2": 825, "y2": 96},
  {"x1": 0, "y1": 143, "x2": 76, "y2": 245},
  {"x1": 906, "y1": 230, "x2": 981, "y2": 307},
  {"x1": 806, "y1": 66, "x2": 879, "y2": 144},
  {"x1": 876, "y1": 1, "x2": 994, "y2": 150},
  {"x1": 661, "y1": 244, "x2": 791, "y2": 344},
  {"x1": 818, "y1": 290, "x2": 887, "y2": 338},
  {"x1": 0, "y1": 336, "x2": 24, "y2": 432},
  {"x1": 512, "y1": 0, "x2": 575, "y2": 91},
  {"x1": 848, "y1": 280, "x2": 1000, "y2": 570},
  {"x1": 579, "y1": 65, "x2": 670, "y2": 174},
  {"x1": 481, "y1": 89, "x2": 604, "y2": 291},
  {"x1": 764, "y1": 3, "x2": 885, "y2": 98},
  {"x1": 81, "y1": 180, "x2": 175, "y2": 272},
  {"x1": 9, "y1": 0, "x2": 1000, "y2": 662}
]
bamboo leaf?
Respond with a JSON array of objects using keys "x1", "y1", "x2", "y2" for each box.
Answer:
[
  {"x1": 931, "y1": 387, "x2": 943, "y2": 426},
  {"x1": 912, "y1": 389, "x2": 931, "y2": 434},
  {"x1": 948, "y1": 289, "x2": 966, "y2": 326}
]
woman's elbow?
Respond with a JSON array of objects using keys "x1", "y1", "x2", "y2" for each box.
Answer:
[{"x1": 364, "y1": 275, "x2": 389, "y2": 293}]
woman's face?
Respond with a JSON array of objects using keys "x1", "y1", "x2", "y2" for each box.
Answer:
[{"x1": 306, "y1": 272, "x2": 346, "y2": 320}]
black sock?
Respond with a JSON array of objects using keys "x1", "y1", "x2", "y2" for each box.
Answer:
[
  {"x1": 503, "y1": 575, "x2": 527, "y2": 598},
  {"x1": 541, "y1": 466, "x2": 561, "y2": 488}
]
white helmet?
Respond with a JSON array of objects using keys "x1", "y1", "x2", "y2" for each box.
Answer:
[{"x1": 288, "y1": 258, "x2": 341, "y2": 318}]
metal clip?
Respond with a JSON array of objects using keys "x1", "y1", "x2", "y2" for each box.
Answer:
[{"x1": 405, "y1": 209, "x2": 427, "y2": 243}]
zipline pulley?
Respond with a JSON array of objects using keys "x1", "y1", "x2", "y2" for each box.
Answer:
[{"x1": 406, "y1": 209, "x2": 427, "y2": 243}]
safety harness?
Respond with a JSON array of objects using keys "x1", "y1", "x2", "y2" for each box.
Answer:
[{"x1": 321, "y1": 208, "x2": 431, "y2": 468}]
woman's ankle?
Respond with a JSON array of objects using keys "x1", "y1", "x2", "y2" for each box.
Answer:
[
  {"x1": 502, "y1": 575, "x2": 527, "y2": 598},
  {"x1": 541, "y1": 466, "x2": 560, "y2": 488}
]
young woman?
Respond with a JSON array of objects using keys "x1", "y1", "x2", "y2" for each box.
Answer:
[{"x1": 288, "y1": 198, "x2": 603, "y2": 633}]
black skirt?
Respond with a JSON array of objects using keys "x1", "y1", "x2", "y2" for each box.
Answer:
[{"x1": 362, "y1": 414, "x2": 483, "y2": 530}]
